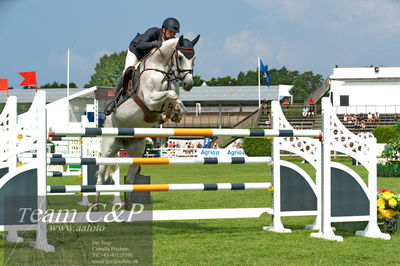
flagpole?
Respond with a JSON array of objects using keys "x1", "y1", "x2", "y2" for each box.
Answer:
[
  {"x1": 67, "y1": 49, "x2": 70, "y2": 125},
  {"x1": 258, "y1": 56, "x2": 261, "y2": 107},
  {"x1": 67, "y1": 49, "x2": 70, "y2": 98}
]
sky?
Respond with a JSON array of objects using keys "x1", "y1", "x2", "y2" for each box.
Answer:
[{"x1": 1, "y1": 0, "x2": 400, "y2": 88}]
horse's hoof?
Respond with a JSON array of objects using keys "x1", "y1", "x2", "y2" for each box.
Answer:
[
  {"x1": 124, "y1": 202, "x2": 132, "y2": 210},
  {"x1": 104, "y1": 178, "x2": 115, "y2": 185},
  {"x1": 104, "y1": 101, "x2": 116, "y2": 116},
  {"x1": 91, "y1": 203, "x2": 100, "y2": 212}
]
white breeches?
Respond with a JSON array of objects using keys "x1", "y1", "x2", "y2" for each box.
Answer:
[{"x1": 124, "y1": 50, "x2": 139, "y2": 73}]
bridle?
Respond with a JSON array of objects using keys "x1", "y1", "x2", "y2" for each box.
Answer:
[
  {"x1": 133, "y1": 44, "x2": 194, "y2": 90},
  {"x1": 173, "y1": 48, "x2": 194, "y2": 81}
]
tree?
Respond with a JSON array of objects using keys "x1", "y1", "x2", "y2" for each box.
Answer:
[
  {"x1": 203, "y1": 66, "x2": 323, "y2": 102},
  {"x1": 207, "y1": 76, "x2": 236, "y2": 86},
  {"x1": 382, "y1": 120, "x2": 400, "y2": 162},
  {"x1": 85, "y1": 51, "x2": 126, "y2": 88},
  {"x1": 40, "y1": 82, "x2": 78, "y2": 88},
  {"x1": 193, "y1": 75, "x2": 205, "y2": 86},
  {"x1": 236, "y1": 71, "x2": 258, "y2": 86},
  {"x1": 22, "y1": 86, "x2": 36, "y2": 89}
]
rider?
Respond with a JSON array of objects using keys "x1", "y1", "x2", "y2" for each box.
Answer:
[{"x1": 104, "y1": 17, "x2": 180, "y2": 116}]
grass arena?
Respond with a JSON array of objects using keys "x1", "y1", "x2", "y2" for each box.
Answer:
[
  {"x1": 1, "y1": 163, "x2": 400, "y2": 265},
  {"x1": 1, "y1": 91, "x2": 400, "y2": 265}
]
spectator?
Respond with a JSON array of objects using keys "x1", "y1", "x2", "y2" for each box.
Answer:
[
  {"x1": 167, "y1": 141, "x2": 174, "y2": 148},
  {"x1": 361, "y1": 120, "x2": 366, "y2": 130},
  {"x1": 302, "y1": 106, "x2": 309, "y2": 117},
  {"x1": 357, "y1": 113, "x2": 364, "y2": 122},
  {"x1": 354, "y1": 120, "x2": 360, "y2": 129},
  {"x1": 212, "y1": 142, "x2": 219, "y2": 149},
  {"x1": 343, "y1": 114, "x2": 348, "y2": 123},
  {"x1": 352, "y1": 114, "x2": 357, "y2": 123},
  {"x1": 367, "y1": 112, "x2": 373, "y2": 123},
  {"x1": 347, "y1": 114, "x2": 352, "y2": 123},
  {"x1": 283, "y1": 99, "x2": 290, "y2": 110},
  {"x1": 374, "y1": 112, "x2": 380, "y2": 122},
  {"x1": 261, "y1": 99, "x2": 268, "y2": 109},
  {"x1": 308, "y1": 105, "x2": 315, "y2": 118}
]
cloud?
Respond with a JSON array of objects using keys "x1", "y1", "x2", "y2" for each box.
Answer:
[
  {"x1": 244, "y1": 0, "x2": 313, "y2": 21},
  {"x1": 224, "y1": 31, "x2": 272, "y2": 57},
  {"x1": 246, "y1": 0, "x2": 400, "y2": 37},
  {"x1": 223, "y1": 31, "x2": 274, "y2": 71}
]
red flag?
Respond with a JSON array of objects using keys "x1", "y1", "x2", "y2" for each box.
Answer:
[
  {"x1": 0, "y1": 79, "x2": 8, "y2": 91},
  {"x1": 0, "y1": 79, "x2": 9, "y2": 97},
  {"x1": 19, "y1": 71, "x2": 37, "y2": 86}
]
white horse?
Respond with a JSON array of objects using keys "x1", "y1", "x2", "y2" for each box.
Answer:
[{"x1": 95, "y1": 35, "x2": 200, "y2": 209}]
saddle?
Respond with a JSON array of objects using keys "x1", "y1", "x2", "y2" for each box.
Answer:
[
  {"x1": 120, "y1": 63, "x2": 141, "y2": 101},
  {"x1": 115, "y1": 61, "x2": 174, "y2": 124}
]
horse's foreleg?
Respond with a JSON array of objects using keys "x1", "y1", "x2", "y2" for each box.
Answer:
[
  {"x1": 143, "y1": 90, "x2": 178, "y2": 111},
  {"x1": 171, "y1": 99, "x2": 187, "y2": 123},
  {"x1": 122, "y1": 138, "x2": 146, "y2": 210}
]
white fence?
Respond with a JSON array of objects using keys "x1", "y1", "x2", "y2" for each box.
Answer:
[{"x1": 335, "y1": 105, "x2": 400, "y2": 114}]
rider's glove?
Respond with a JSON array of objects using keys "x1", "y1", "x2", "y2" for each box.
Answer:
[{"x1": 152, "y1": 41, "x2": 162, "y2": 48}]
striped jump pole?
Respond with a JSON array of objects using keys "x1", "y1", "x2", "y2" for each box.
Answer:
[
  {"x1": 35, "y1": 156, "x2": 273, "y2": 166},
  {"x1": 48, "y1": 137, "x2": 82, "y2": 141},
  {"x1": 47, "y1": 182, "x2": 272, "y2": 193},
  {"x1": 19, "y1": 154, "x2": 82, "y2": 159},
  {"x1": 49, "y1": 128, "x2": 322, "y2": 138},
  {"x1": 47, "y1": 172, "x2": 82, "y2": 177}
]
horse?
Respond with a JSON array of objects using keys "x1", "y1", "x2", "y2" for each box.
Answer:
[{"x1": 94, "y1": 35, "x2": 200, "y2": 209}]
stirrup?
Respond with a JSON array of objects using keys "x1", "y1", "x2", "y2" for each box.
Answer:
[{"x1": 104, "y1": 101, "x2": 117, "y2": 116}]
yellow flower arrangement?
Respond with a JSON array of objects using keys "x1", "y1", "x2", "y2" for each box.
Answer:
[
  {"x1": 377, "y1": 189, "x2": 400, "y2": 234},
  {"x1": 377, "y1": 189, "x2": 400, "y2": 219}
]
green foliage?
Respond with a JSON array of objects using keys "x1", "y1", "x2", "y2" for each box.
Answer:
[
  {"x1": 374, "y1": 126, "x2": 398, "y2": 143},
  {"x1": 395, "y1": 120, "x2": 400, "y2": 132},
  {"x1": 207, "y1": 76, "x2": 237, "y2": 86},
  {"x1": 85, "y1": 51, "x2": 127, "y2": 87},
  {"x1": 146, "y1": 139, "x2": 154, "y2": 149},
  {"x1": 377, "y1": 163, "x2": 400, "y2": 177},
  {"x1": 377, "y1": 122, "x2": 400, "y2": 161},
  {"x1": 205, "y1": 66, "x2": 323, "y2": 102},
  {"x1": 40, "y1": 81, "x2": 77, "y2": 88},
  {"x1": 243, "y1": 137, "x2": 272, "y2": 156},
  {"x1": 17, "y1": 103, "x2": 31, "y2": 114},
  {"x1": 22, "y1": 86, "x2": 36, "y2": 89},
  {"x1": 193, "y1": 75, "x2": 205, "y2": 86}
]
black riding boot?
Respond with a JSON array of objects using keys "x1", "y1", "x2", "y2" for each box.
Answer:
[{"x1": 104, "y1": 76, "x2": 123, "y2": 116}]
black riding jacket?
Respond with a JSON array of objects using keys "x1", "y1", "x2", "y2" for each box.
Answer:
[{"x1": 128, "y1": 27, "x2": 162, "y2": 60}]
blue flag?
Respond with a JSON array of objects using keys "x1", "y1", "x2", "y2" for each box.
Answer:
[{"x1": 259, "y1": 58, "x2": 270, "y2": 87}]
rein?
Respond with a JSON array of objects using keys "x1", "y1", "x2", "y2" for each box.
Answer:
[{"x1": 136, "y1": 44, "x2": 193, "y2": 88}]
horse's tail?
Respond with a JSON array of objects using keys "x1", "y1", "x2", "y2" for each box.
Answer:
[{"x1": 104, "y1": 165, "x2": 118, "y2": 184}]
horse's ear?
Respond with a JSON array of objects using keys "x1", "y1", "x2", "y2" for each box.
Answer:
[
  {"x1": 178, "y1": 35, "x2": 184, "y2": 47},
  {"x1": 191, "y1": 35, "x2": 200, "y2": 46}
]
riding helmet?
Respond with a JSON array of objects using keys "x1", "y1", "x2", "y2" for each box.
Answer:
[{"x1": 162, "y1": 17, "x2": 180, "y2": 33}]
